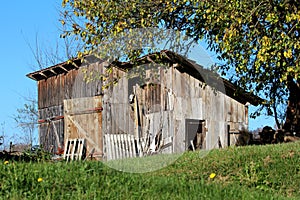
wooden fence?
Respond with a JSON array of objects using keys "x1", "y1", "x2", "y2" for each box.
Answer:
[
  {"x1": 104, "y1": 134, "x2": 150, "y2": 160},
  {"x1": 104, "y1": 134, "x2": 173, "y2": 161}
]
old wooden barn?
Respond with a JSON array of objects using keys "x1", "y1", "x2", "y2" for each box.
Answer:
[{"x1": 27, "y1": 50, "x2": 259, "y2": 160}]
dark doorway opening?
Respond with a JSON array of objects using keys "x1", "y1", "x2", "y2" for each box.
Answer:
[
  {"x1": 185, "y1": 119, "x2": 206, "y2": 150},
  {"x1": 227, "y1": 125, "x2": 230, "y2": 147}
]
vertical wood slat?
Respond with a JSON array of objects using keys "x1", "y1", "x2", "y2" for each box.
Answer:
[
  {"x1": 106, "y1": 134, "x2": 111, "y2": 160},
  {"x1": 115, "y1": 134, "x2": 118, "y2": 159},
  {"x1": 110, "y1": 134, "x2": 114, "y2": 160},
  {"x1": 122, "y1": 134, "x2": 127, "y2": 158},
  {"x1": 119, "y1": 135, "x2": 124, "y2": 160},
  {"x1": 126, "y1": 134, "x2": 131, "y2": 158},
  {"x1": 116, "y1": 134, "x2": 120, "y2": 159},
  {"x1": 126, "y1": 135, "x2": 130, "y2": 158},
  {"x1": 105, "y1": 134, "x2": 145, "y2": 161},
  {"x1": 119, "y1": 134, "x2": 123, "y2": 159},
  {"x1": 78, "y1": 139, "x2": 85, "y2": 160},
  {"x1": 117, "y1": 134, "x2": 121, "y2": 159},
  {"x1": 64, "y1": 139, "x2": 86, "y2": 161},
  {"x1": 71, "y1": 141, "x2": 76, "y2": 160},
  {"x1": 113, "y1": 134, "x2": 117, "y2": 160},
  {"x1": 127, "y1": 134, "x2": 133, "y2": 158}
]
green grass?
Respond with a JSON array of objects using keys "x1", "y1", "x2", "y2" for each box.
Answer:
[{"x1": 0, "y1": 142, "x2": 299, "y2": 199}]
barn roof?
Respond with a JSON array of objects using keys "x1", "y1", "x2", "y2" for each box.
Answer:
[
  {"x1": 26, "y1": 50, "x2": 261, "y2": 106},
  {"x1": 26, "y1": 59, "x2": 82, "y2": 81}
]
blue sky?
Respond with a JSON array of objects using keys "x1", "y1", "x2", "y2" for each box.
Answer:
[
  {"x1": 0, "y1": 1, "x2": 275, "y2": 146},
  {"x1": 0, "y1": 1, "x2": 62, "y2": 144}
]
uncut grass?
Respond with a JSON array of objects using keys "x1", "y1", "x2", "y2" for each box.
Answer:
[
  {"x1": 0, "y1": 142, "x2": 299, "y2": 199},
  {"x1": 157, "y1": 141, "x2": 300, "y2": 198},
  {"x1": 0, "y1": 162, "x2": 282, "y2": 200}
]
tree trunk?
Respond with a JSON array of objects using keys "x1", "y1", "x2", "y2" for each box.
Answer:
[
  {"x1": 283, "y1": 76, "x2": 300, "y2": 136},
  {"x1": 272, "y1": 100, "x2": 281, "y2": 129}
]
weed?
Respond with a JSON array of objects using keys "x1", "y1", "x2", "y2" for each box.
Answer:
[{"x1": 238, "y1": 161, "x2": 271, "y2": 191}]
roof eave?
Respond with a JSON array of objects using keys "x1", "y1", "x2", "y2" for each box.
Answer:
[{"x1": 26, "y1": 59, "x2": 82, "y2": 81}]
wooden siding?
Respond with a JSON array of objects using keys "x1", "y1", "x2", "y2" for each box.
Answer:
[
  {"x1": 38, "y1": 62, "x2": 105, "y2": 109},
  {"x1": 103, "y1": 65, "x2": 248, "y2": 157},
  {"x1": 36, "y1": 58, "x2": 249, "y2": 158},
  {"x1": 38, "y1": 61, "x2": 106, "y2": 152},
  {"x1": 39, "y1": 105, "x2": 64, "y2": 153},
  {"x1": 64, "y1": 96, "x2": 103, "y2": 159}
]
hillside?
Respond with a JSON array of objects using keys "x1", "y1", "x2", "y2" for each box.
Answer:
[{"x1": 0, "y1": 142, "x2": 299, "y2": 199}]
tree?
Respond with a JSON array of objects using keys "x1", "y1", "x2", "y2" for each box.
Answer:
[
  {"x1": 26, "y1": 31, "x2": 83, "y2": 71},
  {"x1": 13, "y1": 96, "x2": 38, "y2": 146},
  {"x1": 61, "y1": 0, "x2": 300, "y2": 133}
]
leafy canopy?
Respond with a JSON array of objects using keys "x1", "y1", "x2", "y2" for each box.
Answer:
[{"x1": 61, "y1": 0, "x2": 300, "y2": 118}]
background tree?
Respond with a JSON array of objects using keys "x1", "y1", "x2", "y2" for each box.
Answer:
[
  {"x1": 61, "y1": 0, "x2": 300, "y2": 133},
  {"x1": 26, "y1": 30, "x2": 83, "y2": 70},
  {"x1": 0, "y1": 122, "x2": 7, "y2": 150},
  {"x1": 12, "y1": 96, "x2": 38, "y2": 146},
  {"x1": 12, "y1": 16, "x2": 84, "y2": 147}
]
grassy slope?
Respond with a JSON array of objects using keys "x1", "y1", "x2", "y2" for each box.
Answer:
[{"x1": 0, "y1": 142, "x2": 299, "y2": 200}]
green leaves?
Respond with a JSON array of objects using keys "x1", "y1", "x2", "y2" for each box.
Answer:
[{"x1": 61, "y1": 0, "x2": 300, "y2": 120}]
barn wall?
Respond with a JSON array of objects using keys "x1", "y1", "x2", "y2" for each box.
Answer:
[
  {"x1": 39, "y1": 105, "x2": 64, "y2": 152},
  {"x1": 167, "y1": 66, "x2": 248, "y2": 151},
  {"x1": 226, "y1": 95, "x2": 249, "y2": 146},
  {"x1": 37, "y1": 58, "x2": 249, "y2": 155},
  {"x1": 102, "y1": 66, "x2": 176, "y2": 157},
  {"x1": 38, "y1": 61, "x2": 106, "y2": 152},
  {"x1": 201, "y1": 82, "x2": 248, "y2": 149},
  {"x1": 103, "y1": 64, "x2": 249, "y2": 157}
]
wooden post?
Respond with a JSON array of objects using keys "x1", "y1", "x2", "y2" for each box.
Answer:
[
  {"x1": 9, "y1": 142, "x2": 12, "y2": 153},
  {"x1": 133, "y1": 86, "x2": 142, "y2": 156}
]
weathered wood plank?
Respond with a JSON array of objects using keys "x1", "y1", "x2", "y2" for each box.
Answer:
[{"x1": 64, "y1": 96, "x2": 102, "y2": 159}]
